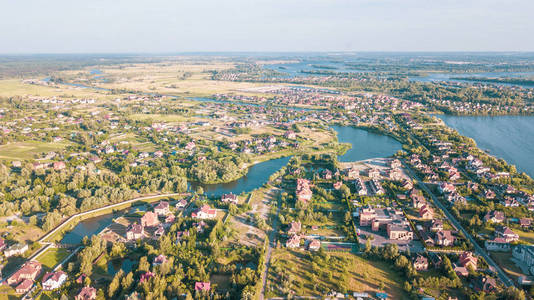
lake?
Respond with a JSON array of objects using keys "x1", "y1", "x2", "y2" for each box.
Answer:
[
  {"x1": 332, "y1": 126, "x2": 402, "y2": 162},
  {"x1": 190, "y1": 156, "x2": 291, "y2": 197},
  {"x1": 437, "y1": 114, "x2": 534, "y2": 178}
]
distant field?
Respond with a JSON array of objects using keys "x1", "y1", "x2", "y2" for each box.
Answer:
[
  {"x1": 128, "y1": 113, "x2": 188, "y2": 122},
  {"x1": 0, "y1": 79, "x2": 111, "y2": 99},
  {"x1": 36, "y1": 247, "x2": 70, "y2": 270},
  {"x1": 0, "y1": 141, "x2": 71, "y2": 160}
]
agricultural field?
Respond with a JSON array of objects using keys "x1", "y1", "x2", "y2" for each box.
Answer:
[{"x1": 0, "y1": 141, "x2": 72, "y2": 161}]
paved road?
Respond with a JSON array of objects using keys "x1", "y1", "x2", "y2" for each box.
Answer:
[
  {"x1": 404, "y1": 163, "x2": 515, "y2": 287},
  {"x1": 259, "y1": 188, "x2": 280, "y2": 300}
]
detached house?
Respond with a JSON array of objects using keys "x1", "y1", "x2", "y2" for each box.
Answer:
[
  {"x1": 192, "y1": 205, "x2": 217, "y2": 219},
  {"x1": 7, "y1": 261, "x2": 42, "y2": 286},
  {"x1": 484, "y1": 211, "x2": 505, "y2": 224},
  {"x1": 141, "y1": 211, "x2": 160, "y2": 227},
  {"x1": 75, "y1": 286, "x2": 97, "y2": 300},
  {"x1": 286, "y1": 234, "x2": 301, "y2": 248},
  {"x1": 221, "y1": 193, "x2": 238, "y2": 204},
  {"x1": 154, "y1": 201, "x2": 170, "y2": 216},
  {"x1": 413, "y1": 255, "x2": 429, "y2": 271},
  {"x1": 126, "y1": 223, "x2": 144, "y2": 240},
  {"x1": 42, "y1": 271, "x2": 67, "y2": 290},
  {"x1": 287, "y1": 221, "x2": 301, "y2": 234},
  {"x1": 295, "y1": 179, "x2": 313, "y2": 203}
]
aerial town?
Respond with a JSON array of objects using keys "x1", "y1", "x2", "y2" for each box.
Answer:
[{"x1": 0, "y1": 52, "x2": 533, "y2": 300}]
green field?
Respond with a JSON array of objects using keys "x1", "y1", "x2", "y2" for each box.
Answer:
[
  {"x1": 0, "y1": 141, "x2": 71, "y2": 161},
  {"x1": 36, "y1": 247, "x2": 70, "y2": 269},
  {"x1": 266, "y1": 249, "x2": 406, "y2": 298}
]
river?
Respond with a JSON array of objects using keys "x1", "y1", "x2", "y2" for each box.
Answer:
[
  {"x1": 58, "y1": 126, "x2": 401, "y2": 245},
  {"x1": 437, "y1": 114, "x2": 534, "y2": 178}
]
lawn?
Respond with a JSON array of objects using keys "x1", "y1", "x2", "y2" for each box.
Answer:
[
  {"x1": 266, "y1": 249, "x2": 406, "y2": 299},
  {"x1": 0, "y1": 141, "x2": 71, "y2": 161},
  {"x1": 516, "y1": 229, "x2": 534, "y2": 244},
  {"x1": 490, "y1": 251, "x2": 525, "y2": 280},
  {"x1": 36, "y1": 248, "x2": 70, "y2": 270}
]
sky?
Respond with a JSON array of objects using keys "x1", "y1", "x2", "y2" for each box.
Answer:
[{"x1": 1, "y1": 0, "x2": 533, "y2": 53}]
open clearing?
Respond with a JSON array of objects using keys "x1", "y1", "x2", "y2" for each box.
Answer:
[
  {"x1": 266, "y1": 249, "x2": 405, "y2": 298},
  {"x1": 36, "y1": 247, "x2": 70, "y2": 270},
  {"x1": 0, "y1": 141, "x2": 71, "y2": 161}
]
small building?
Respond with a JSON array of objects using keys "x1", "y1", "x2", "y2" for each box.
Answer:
[
  {"x1": 141, "y1": 211, "x2": 160, "y2": 227},
  {"x1": 286, "y1": 235, "x2": 300, "y2": 248},
  {"x1": 153, "y1": 254, "x2": 168, "y2": 266},
  {"x1": 154, "y1": 201, "x2": 170, "y2": 216},
  {"x1": 4, "y1": 243, "x2": 28, "y2": 257},
  {"x1": 287, "y1": 221, "x2": 301, "y2": 234},
  {"x1": 195, "y1": 281, "x2": 211, "y2": 292},
  {"x1": 221, "y1": 193, "x2": 238, "y2": 205},
  {"x1": 126, "y1": 223, "x2": 144, "y2": 240},
  {"x1": 75, "y1": 286, "x2": 97, "y2": 300},
  {"x1": 413, "y1": 255, "x2": 428, "y2": 271},
  {"x1": 308, "y1": 239, "x2": 321, "y2": 251}
]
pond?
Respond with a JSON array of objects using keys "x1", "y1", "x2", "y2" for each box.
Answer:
[{"x1": 332, "y1": 126, "x2": 402, "y2": 162}]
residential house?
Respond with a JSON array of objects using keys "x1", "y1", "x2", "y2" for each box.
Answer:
[
  {"x1": 15, "y1": 279, "x2": 33, "y2": 294},
  {"x1": 153, "y1": 254, "x2": 168, "y2": 266},
  {"x1": 141, "y1": 211, "x2": 160, "y2": 227},
  {"x1": 126, "y1": 223, "x2": 144, "y2": 240},
  {"x1": 4, "y1": 243, "x2": 28, "y2": 257},
  {"x1": 75, "y1": 286, "x2": 97, "y2": 300},
  {"x1": 459, "y1": 251, "x2": 478, "y2": 270},
  {"x1": 308, "y1": 239, "x2": 321, "y2": 251},
  {"x1": 473, "y1": 276, "x2": 497, "y2": 293},
  {"x1": 295, "y1": 179, "x2": 313, "y2": 203},
  {"x1": 287, "y1": 221, "x2": 301, "y2": 234},
  {"x1": 435, "y1": 230, "x2": 455, "y2": 247},
  {"x1": 195, "y1": 282, "x2": 211, "y2": 292},
  {"x1": 221, "y1": 193, "x2": 238, "y2": 204},
  {"x1": 413, "y1": 255, "x2": 429, "y2": 271},
  {"x1": 53, "y1": 161, "x2": 66, "y2": 171},
  {"x1": 286, "y1": 235, "x2": 301, "y2": 248},
  {"x1": 419, "y1": 205, "x2": 434, "y2": 220},
  {"x1": 495, "y1": 226, "x2": 519, "y2": 242},
  {"x1": 7, "y1": 261, "x2": 42, "y2": 286},
  {"x1": 192, "y1": 205, "x2": 217, "y2": 219},
  {"x1": 484, "y1": 211, "x2": 505, "y2": 224},
  {"x1": 154, "y1": 201, "x2": 170, "y2": 216},
  {"x1": 42, "y1": 271, "x2": 67, "y2": 290}
]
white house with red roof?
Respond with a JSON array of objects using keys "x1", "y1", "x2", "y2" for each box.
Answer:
[
  {"x1": 42, "y1": 271, "x2": 67, "y2": 290},
  {"x1": 192, "y1": 205, "x2": 216, "y2": 219}
]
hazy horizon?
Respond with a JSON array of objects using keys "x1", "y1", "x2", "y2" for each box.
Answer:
[{"x1": 2, "y1": 0, "x2": 534, "y2": 54}]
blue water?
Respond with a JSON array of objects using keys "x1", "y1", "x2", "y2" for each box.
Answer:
[
  {"x1": 437, "y1": 115, "x2": 534, "y2": 178},
  {"x1": 61, "y1": 212, "x2": 118, "y2": 244},
  {"x1": 332, "y1": 126, "x2": 402, "y2": 162},
  {"x1": 190, "y1": 156, "x2": 291, "y2": 197}
]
